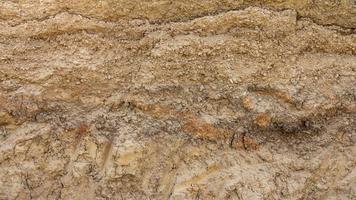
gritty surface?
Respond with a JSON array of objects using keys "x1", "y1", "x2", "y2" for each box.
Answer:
[{"x1": 0, "y1": 1, "x2": 356, "y2": 199}]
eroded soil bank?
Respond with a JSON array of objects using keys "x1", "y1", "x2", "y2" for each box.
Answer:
[{"x1": 0, "y1": 1, "x2": 355, "y2": 199}]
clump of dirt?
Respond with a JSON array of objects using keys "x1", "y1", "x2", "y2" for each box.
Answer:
[{"x1": 0, "y1": 1, "x2": 355, "y2": 199}]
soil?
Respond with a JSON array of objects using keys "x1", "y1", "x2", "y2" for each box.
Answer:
[{"x1": 0, "y1": 1, "x2": 355, "y2": 199}]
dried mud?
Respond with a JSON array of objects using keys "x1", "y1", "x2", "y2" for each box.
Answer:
[{"x1": 0, "y1": 1, "x2": 355, "y2": 200}]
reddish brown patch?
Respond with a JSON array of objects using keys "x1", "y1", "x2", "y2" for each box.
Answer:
[
  {"x1": 183, "y1": 118, "x2": 228, "y2": 141},
  {"x1": 75, "y1": 123, "x2": 89, "y2": 139},
  {"x1": 254, "y1": 113, "x2": 272, "y2": 128},
  {"x1": 73, "y1": 123, "x2": 90, "y2": 149},
  {"x1": 128, "y1": 100, "x2": 230, "y2": 141},
  {"x1": 233, "y1": 133, "x2": 259, "y2": 151},
  {"x1": 243, "y1": 136, "x2": 259, "y2": 151}
]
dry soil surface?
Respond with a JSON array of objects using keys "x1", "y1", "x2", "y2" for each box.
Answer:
[{"x1": 0, "y1": 0, "x2": 356, "y2": 199}]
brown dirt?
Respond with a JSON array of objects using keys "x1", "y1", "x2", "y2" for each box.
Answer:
[{"x1": 0, "y1": 1, "x2": 355, "y2": 199}]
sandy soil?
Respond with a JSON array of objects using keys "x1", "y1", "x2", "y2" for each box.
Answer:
[{"x1": 0, "y1": 1, "x2": 355, "y2": 199}]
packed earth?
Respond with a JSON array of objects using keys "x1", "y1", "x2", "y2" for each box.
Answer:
[{"x1": 0, "y1": 1, "x2": 355, "y2": 199}]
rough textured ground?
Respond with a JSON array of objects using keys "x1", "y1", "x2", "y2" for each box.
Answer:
[{"x1": 0, "y1": 0, "x2": 355, "y2": 199}]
